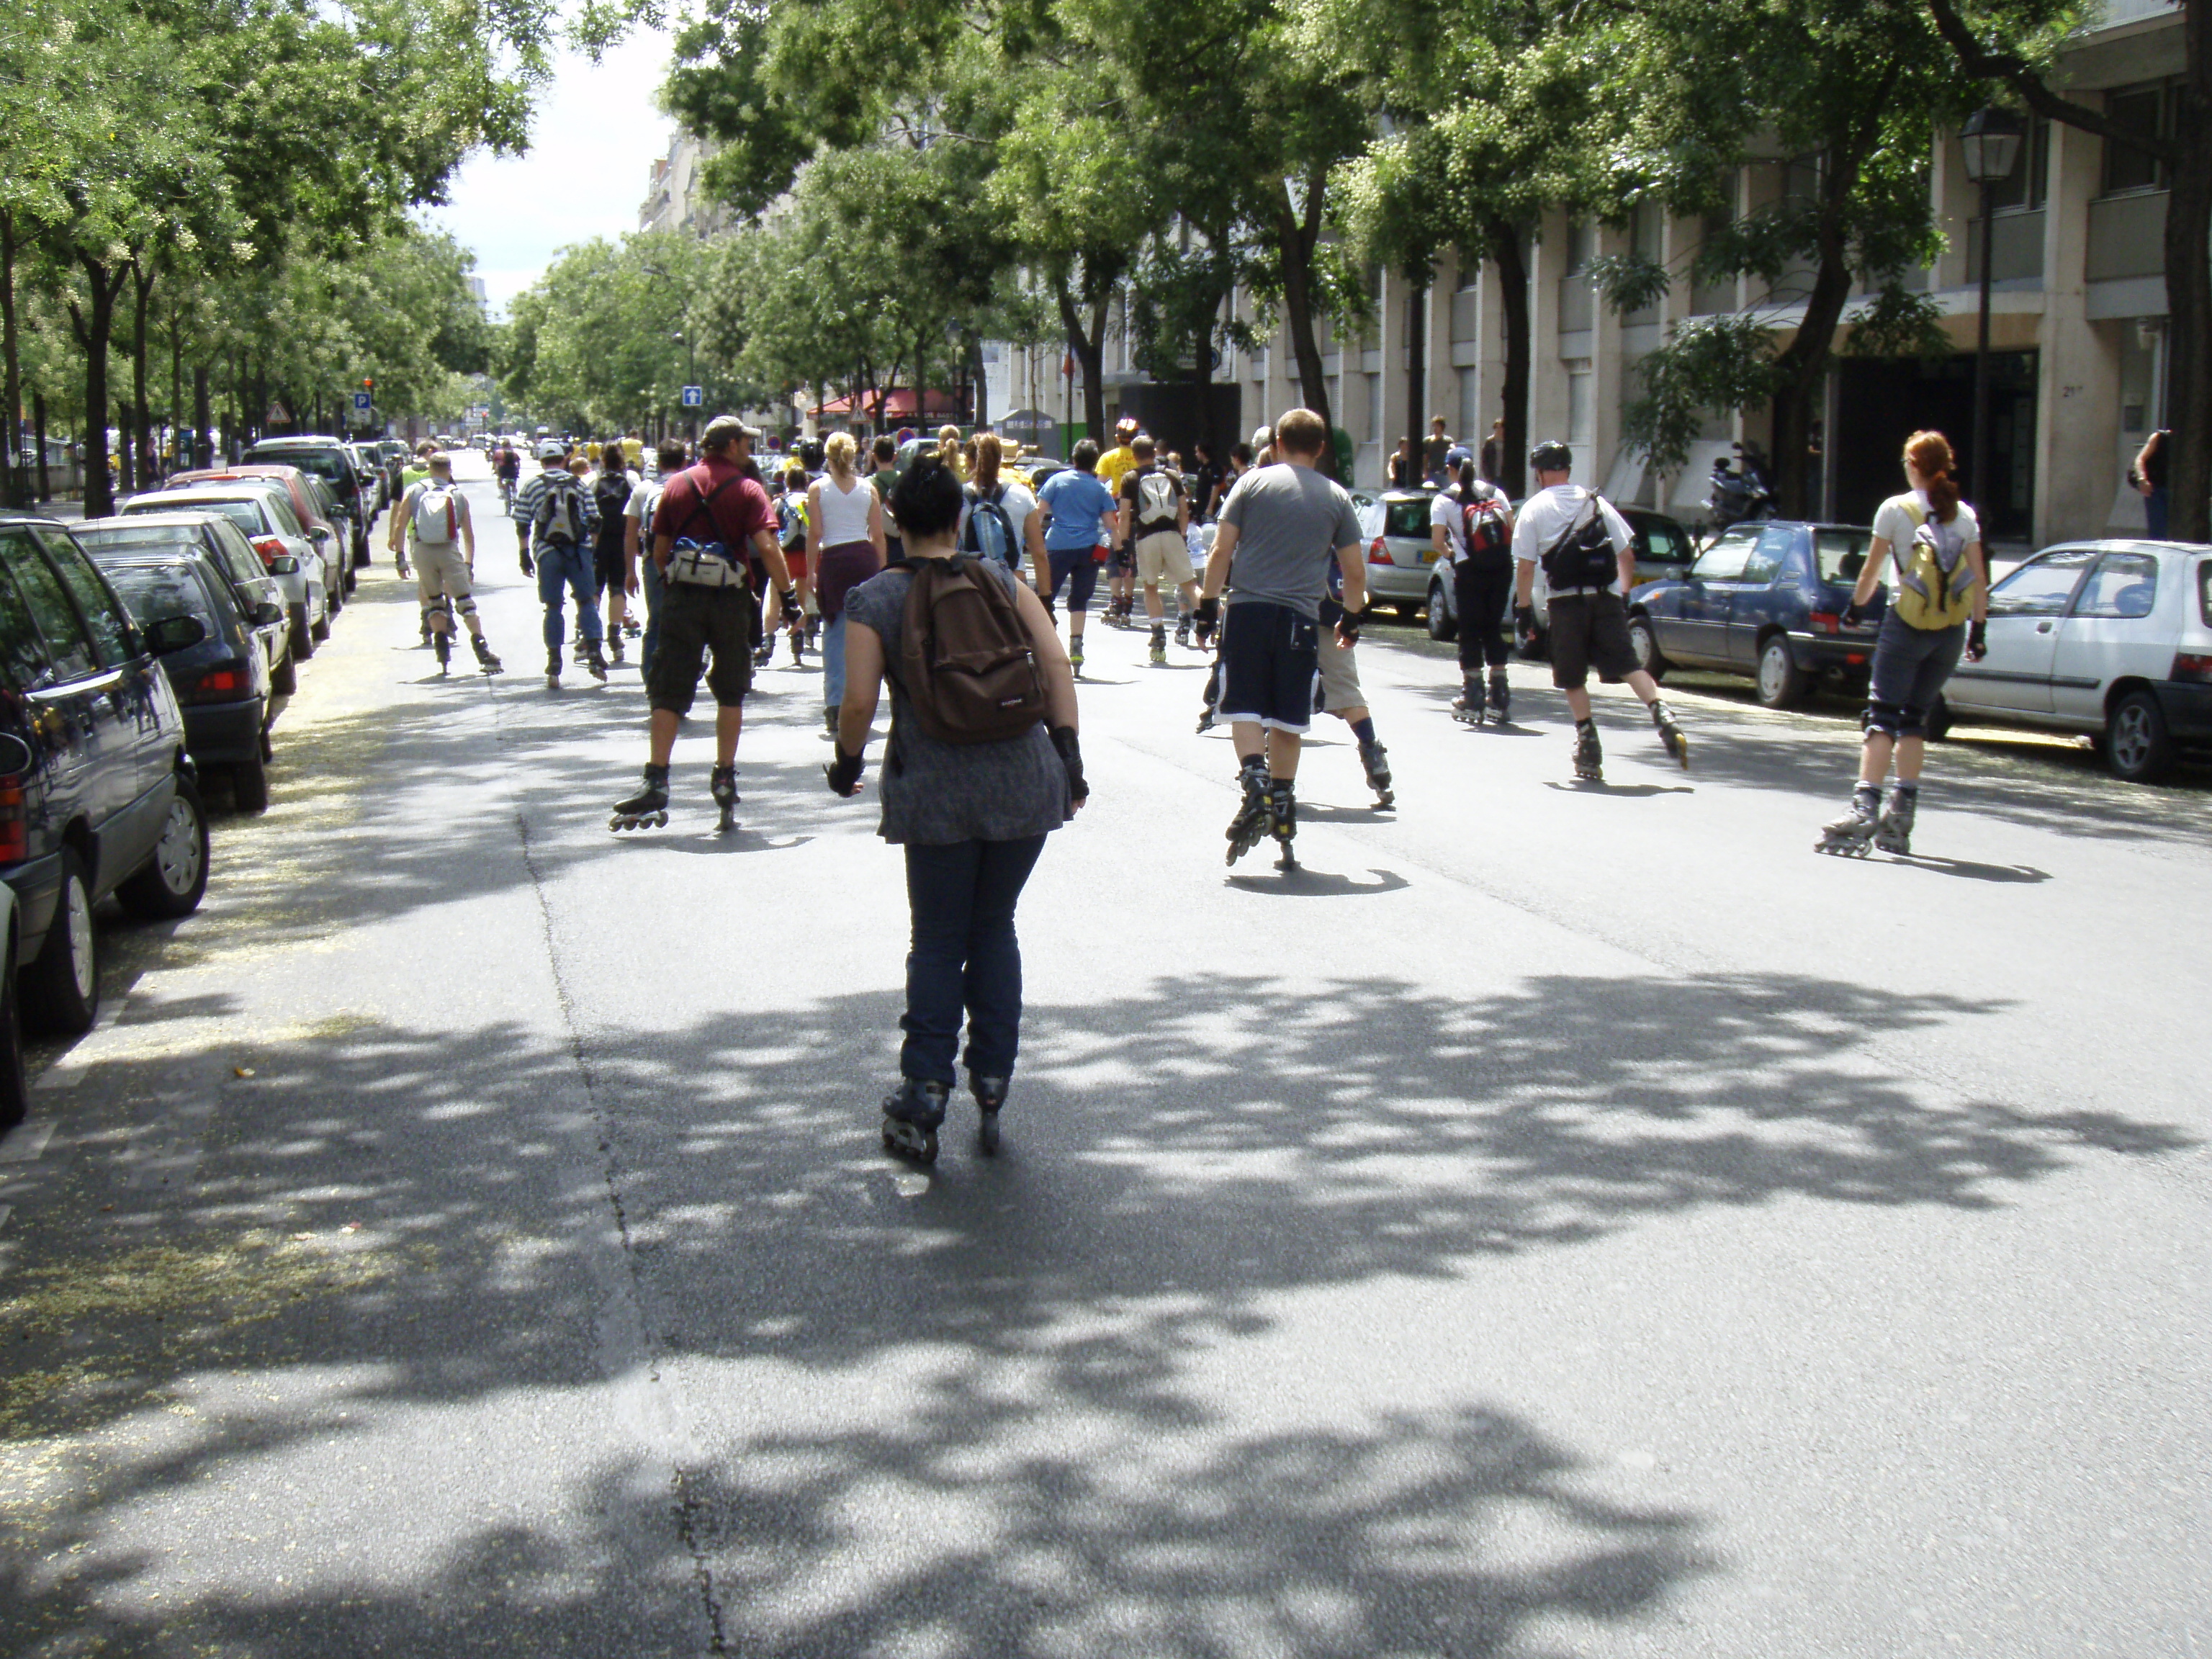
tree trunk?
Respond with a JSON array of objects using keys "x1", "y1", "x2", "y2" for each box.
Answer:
[
  {"x1": 117, "y1": 402, "x2": 134, "y2": 494},
  {"x1": 33, "y1": 392, "x2": 48, "y2": 500},
  {"x1": 131, "y1": 262, "x2": 153, "y2": 486},
  {"x1": 1272, "y1": 186, "x2": 1336, "y2": 466},
  {"x1": 1488, "y1": 218, "x2": 1533, "y2": 501},
  {"x1": 194, "y1": 364, "x2": 211, "y2": 469},
  {"x1": 1767, "y1": 258, "x2": 1854, "y2": 521},
  {"x1": 1407, "y1": 281, "x2": 1429, "y2": 473},
  {"x1": 0, "y1": 212, "x2": 20, "y2": 508},
  {"x1": 2164, "y1": 118, "x2": 2211, "y2": 541},
  {"x1": 169, "y1": 294, "x2": 182, "y2": 476},
  {"x1": 69, "y1": 256, "x2": 125, "y2": 518},
  {"x1": 1053, "y1": 282, "x2": 1108, "y2": 443}
]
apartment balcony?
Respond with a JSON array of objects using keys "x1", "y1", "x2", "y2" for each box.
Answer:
[
  {"x1": 1964, "y1": 210, "x2": 2046, "y2": 284},
  {"x1": 2086, "y1": 191, "x2": 2166, "y2": 282}
]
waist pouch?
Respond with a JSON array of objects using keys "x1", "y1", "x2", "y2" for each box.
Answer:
[{"x1": 665, "y1": 539, "x2": 748, "y2": 589}]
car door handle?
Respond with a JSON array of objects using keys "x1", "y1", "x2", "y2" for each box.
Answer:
[{"x1": 2036, "y1": 621, "x2": 2053, "y2": 633}]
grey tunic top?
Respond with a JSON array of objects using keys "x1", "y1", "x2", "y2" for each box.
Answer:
[{"x1": 841, "y1": 559, "x2": 1073, "y2": 846}]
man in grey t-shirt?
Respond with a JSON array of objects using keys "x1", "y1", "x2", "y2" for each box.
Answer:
[{"x1": 1192, "y1": 408, "x2": 1368, "y2": 866}]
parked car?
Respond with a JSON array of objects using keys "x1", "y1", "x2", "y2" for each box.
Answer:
[
  {"x1": 127, "y1": 485, "x2": 328, "y2": 659},
  {"x1": 1359, "y1": 488, "x2": 1442, "y2": 611},
  {"x1": 241, "y1": 437, "x2": 369, "y2": 566},
  {"x1": 343, "y1": 441, "x2": 386, "y2": 515},
  {"x1": 81, "y1": 513, "x2": 292, "y2": 696},
  {"x1": 1940, "y1": 539, "x2": 2212, "y2": 781},
  {"x1": 86, "y1": 549, "x2": 279, "y2": 812},
  {"x1": 169, "y1": 464, "x2": 351, "y2": 605},
  {"x1": 0, "y1": 513, "x2": 212, "y2": 1033},
  {"x1": 1623, "y1": 520, "x2": 1879, "y2": 706},
  {"x1": 0, "y1": 878, "x2": 24, "y2": 1136},
  {"x1": 1424, "y1": 500, "x2": 1697, "y2": 643}
]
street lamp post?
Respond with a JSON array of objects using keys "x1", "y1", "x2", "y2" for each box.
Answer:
[
  {"x1": 1960, "y1": 107, "x2": 2026, "y2": 511},
  {"x1": 671, "y1": 330, "x2": 697, "y2": 443}
]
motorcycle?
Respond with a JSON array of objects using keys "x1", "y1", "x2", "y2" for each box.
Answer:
[{"x1": 1701, "y1": 444, "x2": 1776, "y2": 544}]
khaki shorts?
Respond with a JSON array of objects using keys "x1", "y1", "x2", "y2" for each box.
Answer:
[
  {"x1": 1136, "y1": 529, "x2": 1194, "y2": 589},
  {"x1": 1316, "y1": 627, "x2": 1363, "y2": 711},
  {"x1": 413, "y1": 542, "x2": 475, "y2": 606}
]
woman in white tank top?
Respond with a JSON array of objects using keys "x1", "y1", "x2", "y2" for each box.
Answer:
[{"x1": 809, "y1": 433, "x2": 887, "y2": 734}]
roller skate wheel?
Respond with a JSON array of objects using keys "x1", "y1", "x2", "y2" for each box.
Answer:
[{"x1": 882, "y1": 1120, "x2": 939, "y2": 1163}]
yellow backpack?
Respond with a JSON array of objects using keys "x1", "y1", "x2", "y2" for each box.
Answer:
[{"x1": 1891, "y1": 498, "x2": 1977, "y2": 631}]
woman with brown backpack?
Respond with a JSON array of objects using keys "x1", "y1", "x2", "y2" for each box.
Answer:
[{"x1": 826, "y1": 454, "x2": 1086, "y2": 1161}]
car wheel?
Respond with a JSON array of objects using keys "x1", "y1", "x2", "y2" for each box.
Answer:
[
  {"x1": 342, "y1": 564, "x2": 358, "y2": 595},
  {"x1": 1425, "y1": 581, "x2": 1457, "y2": 642},
  {"x1": 24, "y1": 848, "x2": 97, "y2": 1035},
  {"x1": 272, "y1": 649, "x2": 300, "y2": 697},
  {"x1": 1627, "y1": 613, "x2": 1668, "y2": 679},
  {"x1": 0, "y1": 925, "x2": 25, "y2": 1135},
  {"x1": 117, "y1": 776, "x2": 210, "y2": 920},
  {"x1": 289, "y1": 617, "x2": 315, "y2": 662},
  {"x1": 1755, "y1": 634, "x2": 1807, "y2": 707},
  {"x1": 230, "y1": 755, "x2": 271, "y2": 814},
  {"x1": 312, "y1": 607, "x2": 332, "y2": 642},
  {"x1": 2105, "y1": 689, "x2": 2174, "y2": 783}
]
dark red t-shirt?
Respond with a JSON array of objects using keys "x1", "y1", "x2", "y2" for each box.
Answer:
[{"x1": 655, "y1": 457, "x2": 775, "y2": 553}]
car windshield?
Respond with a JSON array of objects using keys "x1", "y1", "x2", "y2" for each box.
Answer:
[
  {"x1": 1691, "y1": 529, "x2": 1759, "y2": 581},
  {"x1": 1384, "y1": 497, "x2": 1432, "y2": 539},
  {"x1": 163, "y1": 499, "x2": 264, "y2": 535},
  {"x1": 1637, "y1": 516, "x2": 1692, "y2": 564},
  {"x1": 101, "y1": 562, "x2": 217, "y2": 628},
  {"x1": 1814, "y1": 529, "x2": 1871, "y2": 585},
  {"x1": 76, "y1": 526, "x2": 207, "y2": 558},
  {"x1": 249, "y1": 446, "x2": 349, "y2": 487}
]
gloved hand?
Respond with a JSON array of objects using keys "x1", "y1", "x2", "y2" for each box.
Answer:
[
  {"x1": 824, "y1": 744, "x2": 865, "y2": 797},
  {"x1": 777, "y1": 588, "x2": 800, "y2": 619},
  {"x1": 1966, "y1": 619, "x2": 1988, "y2": 662},
  {"x1": 1050, "y1": 725, "x2": 1088, "y2": 804},
  {"x1": 1336, "y1": 608, "x2": 1362, "y2": 647},
  {"x1": 1842, "y1": 598, "x2": 1869, "y2": 629},
  {"x1": 1513, "y1": 604, "x2": 1537, "y2": 647},
  {"x1": 519, "y1": 546, "x2": 534, "y2": 577},
  {"x1": 1194, "y1": 594, "x2": 1220, "y2": 647}
]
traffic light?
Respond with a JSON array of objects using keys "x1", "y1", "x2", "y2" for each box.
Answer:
[{"x1": 362, "y1": 378, "x2": 373, "y2": 392}]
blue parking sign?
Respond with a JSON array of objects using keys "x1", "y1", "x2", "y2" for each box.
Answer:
[{"x1": 353, "y1": 391, "x2": 372, "y2": 411}]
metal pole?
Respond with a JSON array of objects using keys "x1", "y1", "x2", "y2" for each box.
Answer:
[
  {"x1": 687, "y1": 336, "x2": 697, "y2": 443},
  {"x1": 1972, "y1": 179, "x2": 1995, "y2": 509}
]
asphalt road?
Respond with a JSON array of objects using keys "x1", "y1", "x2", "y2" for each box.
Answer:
[{"x1": 1, "y1": 453, "x2": 2207, "y2": 1658}]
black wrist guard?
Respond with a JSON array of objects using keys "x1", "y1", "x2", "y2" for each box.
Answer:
[{"x1": 1049, "y1": 724, "x2": 1088, "y2": 801}]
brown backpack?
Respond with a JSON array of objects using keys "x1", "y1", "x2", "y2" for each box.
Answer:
[{"x1": 897, "y1": 555, "x2": 1047, "y2": 744}]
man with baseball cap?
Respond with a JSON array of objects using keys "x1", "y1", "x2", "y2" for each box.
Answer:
[{"x1": 512, "y1": 437, "x2": 608, "y2": 686}]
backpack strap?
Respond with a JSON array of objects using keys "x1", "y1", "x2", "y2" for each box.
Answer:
[{"x1": 669, "y1": 469, "x2": 745, "y2": 547}]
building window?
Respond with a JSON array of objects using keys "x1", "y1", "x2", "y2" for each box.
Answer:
[
  {"x1": 1365, "y1": 372, "x2": 1382, "y2": 441},
  {"x1": 2102, "y1": 82, "x2": 2173, "y2": 195},
  {"x1": 1565, "y1": 361, "x2": 1594, "y2": 446},
  {"x1": 1986, "y1": 117, "x2": 2051, "y2": 212}
]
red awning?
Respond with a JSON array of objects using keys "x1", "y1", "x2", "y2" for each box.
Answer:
[{"x1": 811, "y1": 389, "x2": 960, "y2": 420}]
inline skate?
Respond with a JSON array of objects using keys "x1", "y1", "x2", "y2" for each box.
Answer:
[
  {"x1": 1488, "y1": 671, "x2": 1511, "y2": 724},
  {"x1": 1359, "y1": 740, "x2": 1394, "y2": 809},
  {"x1": 1067, "y1": 633, "x2": 1085, "y2": 673},
  {"x1": 1452, "y1": 678, "x2": 1487, "y2": 726},
  {"x1": 709, "y1": 763, "x2": 739, "y2": 833},
  {"x1": 971, "y1": 1074, "x2": 1008, "y2": 1156},
  {"x1": 1874, "y1": 784, "x2": 1917, "y2": 855},
  {"x1": 881, "y1": 1077, "x2": 950, "y2": 1163},
  {"x1": 472, "y1": 634, "x2": 503, "y2": 675},
  {"x1": 545, "y1": 652, "x2": 562, "y2": 690},
  {"x1": 1149, "y1": 624, "x2": 1167, "y2": 666},
  {"x1": 428, "y1": 598, "x2": 454, "y2": 675},
  {"x1": 1267, "y1": 778, "x2": 1299, "y2": 869},
  {"x1": 1815, "y1": 786, "x2": 1881, "y2": 856},
  {"x1": 1174, "y1": 615, "x2": 1192, "y2": 649},
  {"x1": 1650, "y1": 698, "x2": 1689, "y2": 768},
  {"x1": 1226, "y1": 757, "x2": 1271, "y2": 865},
  {"x1": 610, "y1": 763, "x2": 670, "y2": 832},
  {"x1": 585, "y1": 642, "x2": 610, "y2": 683},
  {"x1": 1573, "y1": 719, "x2": 1604, "y2": 783}
]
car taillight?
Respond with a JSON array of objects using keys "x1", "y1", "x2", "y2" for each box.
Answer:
[
  {"x1": 0, "y1": 775, "x2": 24, "y2": 863},
  {"x1": 180, "y1": 665, "x2": 243, "y2": 704},
  {"x1": 1807, "y1": 611, "x2": 1840, "y2": 634},
  {"x1": 1367, "y1": 536, "x2": 1393, "y2": 567},
  {"x1": 252, "y1": 536, "x2": 287, "y2": 567},
  {"x1": 2172, "y1": 652, "x2": 2212, "y2": 683}
]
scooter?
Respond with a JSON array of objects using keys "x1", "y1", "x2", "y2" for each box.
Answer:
[{"x1": 1701, "y1": 444, "x2": 1776, "y2": 544}]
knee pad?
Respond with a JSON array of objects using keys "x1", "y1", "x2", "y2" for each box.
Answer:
[
  {"x1": 1863, "y1": 699, "x2": 1916, "y2": 739},
  {"x1": 454, "y1": 595, "x2": 478, "y2": 619}
]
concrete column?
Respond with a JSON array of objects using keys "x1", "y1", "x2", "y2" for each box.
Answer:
[
  {"x1": 2036, "y1": 112, "x2": 2121, "y2": 544},
  {"x1": 1529, "y1": 210, "x2": 1567, "y2": 446}
]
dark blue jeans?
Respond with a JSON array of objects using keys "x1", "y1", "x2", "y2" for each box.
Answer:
[{"x1": 901, "y1": 836, "x2": 1047, "y2": 1088}]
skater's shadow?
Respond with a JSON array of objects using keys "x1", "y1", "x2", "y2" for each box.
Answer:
[
  {"x1": 1297, "y1": 804, "x2": 1399, "y2": 824},
  {"x1": 1226, "y1": 866, "x2": 1409, "y2": 896},
  {"x1": 1461, "y1": 720, "x2": 1542, "y2": 737},
  {"x1": 1542, "y1": 781, "x2": 1695, "y2": 798},
  {"x1": 638, "y1": 831, "x2": 816, "y2": 855},
  {"x1": 1889, "y1": 854, "x2": 2051, "y2": 884}
]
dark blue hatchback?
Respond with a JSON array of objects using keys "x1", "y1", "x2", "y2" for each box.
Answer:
[{"x1": 1626, "y1": 520, "x2": 1879, "y2": 707}]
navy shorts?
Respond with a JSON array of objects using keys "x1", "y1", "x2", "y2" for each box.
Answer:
[
  {"x1": 1219, "y1": 600, "x2": 1320, "y2": 733},
  {"x1": 1045, "y1": 547, "x2": 1100, "y2": 614},
  {"x1": 1867, "y1": 611, "x2": 1965, "y2": 737}
]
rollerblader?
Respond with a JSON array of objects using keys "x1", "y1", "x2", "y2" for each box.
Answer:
[
  {"x1": 1119, "y1": 436, "x2": 1196, "y2": 666},
  {"x1": 1193, "y1": 408, "x2": 1367, "y2": 868},
  {"x1": 1511, "y1": 439, "x2": 1686, "y2": 781},
  {"x1": 1816, "y1": 430, "x2": 1987, "y2": 856},
  {"x1": 824, "y1": 454, "x2": 1084, "y2": 1161},
  {"x1": 811, "y1": 433, "x2": 888, "y2": 737},
  {"x1": 1313, "y1": 555, "x2": 1395, "y2": 808},
  {"x1": 1097, "y1": 418, "x2": 1141, "y2": 628},
  {"x1": 388, "y1": 451, "x2": 502, "y2": 675},
  {"x1": 1433, "y1": 459, "x2": 1515, "y2": 724},
  {"x1": 624, "y1": 439, "x2": 684, "y2": 682},
  {"x1": 1034, "y1": 439, "x2": 1120, "y2": 678},
  {"x1": 592, "y1": 435, "x2": 639, "y2": 665},
  {"x1": 513, "y1": 439, "x2": 608, "y2": 688},
  {"x1": 608, "y1": 416, "x2": 796, "y2": 832}
]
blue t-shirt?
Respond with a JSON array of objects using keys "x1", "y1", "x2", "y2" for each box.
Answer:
[{"x1": 1038, "y1": 469, "x2": 1118, "y2": 552}]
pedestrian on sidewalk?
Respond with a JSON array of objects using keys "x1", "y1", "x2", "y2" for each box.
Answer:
[
  {"x1": 810, "y1": 432, "x2": 886, "y2": 735},
  {"x1": 388, "y1": 451, "x2": 501, "y2": 674},
  {"x1": 1424, "y1": 415, "x2": 1453, "y2": 486},
  {"x1": 593, "y1": 436, "x2": 639, "y2": 665},
  {"x1": 825, "y1": 452, "x2": 1084, "y2": 1161},
  {"x1": 513, "y1": 439, "x2": 608, "y2": 687},
  {"x1": 1435, "y1": 459, "x2": 1516, "y2": 724},
  {"x1": 625, "y1": 439, "x2": 685, "y2": 681},
  {"x1": 1388, "y1": 436, "x2": 1419, "y2": 490},
  {"x1": 1511, "y1": 439, "x2": 1686, "y2": 783},
  {"x1": 1817, "y1": 430, "x2": 1988, "y2": 857},
  {"x1": 608, "y1": 415, "x2": 797, "y2": 832},
  {"x1": 1034, "y1": 438, "x2": 1120, "y2": 673},
  {"x1": 1193, "y1": 407, "x2": 1368, "y2": 865}
]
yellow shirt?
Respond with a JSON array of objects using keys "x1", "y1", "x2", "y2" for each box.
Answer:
[
  {"x1": 1098, "y1": 444, "x2": 1138, "y2": 496},
  {"x1": 621, "y1": 436, "x2": 642, "y2": 469}
]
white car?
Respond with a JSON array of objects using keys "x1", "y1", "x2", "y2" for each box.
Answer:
[
  {"x1": 1941, "y1": 539, "x2": 2212, "y2": 782},
  {"x1": 130, "y1": 485, "x2": 332, "y2": 661}
]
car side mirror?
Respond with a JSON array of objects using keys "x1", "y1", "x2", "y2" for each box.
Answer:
[
  {"x1": 253, "y1": 601, "x2": 286, "y2": 627},
  {"x1": 307, "y1": 526, "x2": 333, "y2": 545},
  {"x1": 267, "y1": 555, "x2": 300, "y2": 575},
  {"x1": 145, "y1": 615, "x2": 207, "y2": 655}
]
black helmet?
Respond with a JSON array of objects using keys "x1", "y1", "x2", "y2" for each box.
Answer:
[{"x1": 1529, "y1": 439, "x2": 1572, "y2": 473}]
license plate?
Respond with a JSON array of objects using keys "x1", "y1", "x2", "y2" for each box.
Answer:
[{"x1": 1419, "y1": 549, "x2": 1440, "y2": 564}]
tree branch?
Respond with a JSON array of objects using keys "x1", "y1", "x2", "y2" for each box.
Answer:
[{"x1": 1923, "y1": 0, "x2": 2179, "y2": 163}]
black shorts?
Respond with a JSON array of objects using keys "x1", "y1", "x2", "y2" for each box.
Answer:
[
  {"x1": 1218, "y1": 600, "x2": 1320, "y2": 733},
  {"x1": 1547, "y1": 590, "x2": 1640, "y2": 689},
  {"x1": 593, "y1": 539, "x2": 626, "y2": 593},
  {"x1": 647, "y1": 583, "x2": 755, "y2": 714}
]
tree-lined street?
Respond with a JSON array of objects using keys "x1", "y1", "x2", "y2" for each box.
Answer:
[{"x1": 2, "y1": 459, "x2": 2206, "y2": 1655}]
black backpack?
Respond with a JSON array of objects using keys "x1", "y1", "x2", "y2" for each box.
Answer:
[{"x1": 1539, "y1": 495, "x2": 1620, "y2": 590}]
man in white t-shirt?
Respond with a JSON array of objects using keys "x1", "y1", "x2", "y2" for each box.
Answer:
[{"x1": 1511, "y1": 439, "x2": 1686, "y2": 781}]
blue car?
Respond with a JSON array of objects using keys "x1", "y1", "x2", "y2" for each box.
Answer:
[{"x1": 1627, "y1": 520, "x2": 1879, "y2": 707}]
